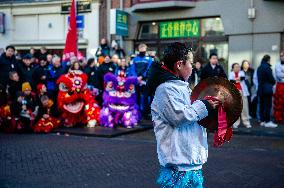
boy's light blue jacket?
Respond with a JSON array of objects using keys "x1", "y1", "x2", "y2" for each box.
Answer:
[{"x1": 151, "y1": 80, "x2": 208, "y2": 171}]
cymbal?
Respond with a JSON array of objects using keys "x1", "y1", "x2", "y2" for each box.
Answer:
[{"x1": 191, "y1": 77, "x2": 243, "y2": 131}]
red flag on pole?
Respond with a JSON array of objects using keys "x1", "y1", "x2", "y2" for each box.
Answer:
[{"x1": 63, "y1": 0, "x2": 77, "y2": 61}]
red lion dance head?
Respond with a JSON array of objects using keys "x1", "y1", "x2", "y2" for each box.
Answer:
[{"x1": 56, "y1": 70, "x2": 100, "y2": 127}]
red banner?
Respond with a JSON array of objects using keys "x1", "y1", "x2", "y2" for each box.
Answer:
[{"x1": 63, "y1": 0, "x2": 77, "y2": 61}]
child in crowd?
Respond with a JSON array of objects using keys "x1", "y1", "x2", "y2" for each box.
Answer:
[
  {"x1": 115, "y1": 58, "x2": 131, "y2": 77},
  {"x1": 35, "y1": 83, "x2": 48, "y2": 106},
  {"x1": 15, "y1": 82, "x2": 37, "y2": 131},
  {"x1": 33, "y1": 95, "x2": 60, "y2": 133},
  {"x1": 147, "y1": 42, "x2": 218, "y2": 187}
]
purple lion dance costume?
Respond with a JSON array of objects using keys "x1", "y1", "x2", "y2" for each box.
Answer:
[{"x1": 100, "y1": 73, "x2": 141, "y2": 128}]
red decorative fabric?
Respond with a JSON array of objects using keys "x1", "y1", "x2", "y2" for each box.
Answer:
[
  {"x1": 203, "y1": 96, "x2": 233, "y2": 147},
  {"x1": 63, "y1": 0, "x2": 78, "y2": 61},
  {"x1": 273, "y1": 82, "x2": 284, "y2": 123},
  {"x1": 234, "y1": 72, "x2": 242, "y2": 91},
  {"x1": 33, "y1": 117, "x2": 61, "y2": 133}
]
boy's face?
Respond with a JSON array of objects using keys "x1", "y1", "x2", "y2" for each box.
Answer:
[
  {"x1": 47, "y1": 54, "x2": 52, "y2": 62},
  {"x1": 24, "y1": 90, "x2": 31, "y2": 96},
  {"x1": 41, "y1": 85, "x2": 47, "y2": 93},
  {"x1": 10, "y1": 73, "x2": 19, "y2": 82},
  {"x1": 42, "y1": 99, "x2": 49, "y2": 107},
  {"x1": 139, "y1": 46, "x2": 146, "y2": 52},
  {"x1": 178, "y1": 52, "x2": 193, "y2": 81},
  {"x1": 53, "y1": 59, "x2": 61, "y2": 67},
  {"x1": 104, "y1": 56, "x2": 110, "y2": 63},
  {"x1": 5, "y1": 48, "x2": 15, "y2": 57},
  {"x1": 111, "y1": 55, "x2": 119, "y2": 64},
  {"x1": 121, "y1": 59, "x2": 127, "y2": 67},
  {"x1": 209, "y1": 55, "x2": 218, "y2": 65},
  {"x1": 23, "y1": 59, "x2": 32, "y2": 66},
  {"x1": 233, "y1": 64, "x2": 240, "y2": 73}
]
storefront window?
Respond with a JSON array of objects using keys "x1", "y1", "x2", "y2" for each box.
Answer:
[
  {"x1": 201, "y1": 17, "x2": 224, "y2": 37},
  {"x1": 135, "y1": 17, "x2": 228, "y2": 71},
  {"x1": 138, "y1": 22, "x2": 159, "y2": 40}
]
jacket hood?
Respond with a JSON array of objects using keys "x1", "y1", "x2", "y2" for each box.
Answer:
[{"x1": 146, "y1": 62, "x2": 182, "y2": 95}]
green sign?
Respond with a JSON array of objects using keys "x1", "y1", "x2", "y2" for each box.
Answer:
[
  {"x1": 160, "y1": 20, "x2": 200, "y2": 39},
  {"x1": 116, "y1": 10, "x2": 128, "y2": 36}
]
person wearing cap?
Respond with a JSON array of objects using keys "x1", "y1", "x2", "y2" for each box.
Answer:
[
  {"x1": 10, "y1": 82, "x2": 36, "y2": 132},
  {"x1": 147, "y1": 42, "x2": 219, "y2": 187},
  {"x1": 0, "y1": 45, "x2": 18, "y2": 89},
  {"x1": 18, "y1": 53, "x2": 36, "y2": 90}
]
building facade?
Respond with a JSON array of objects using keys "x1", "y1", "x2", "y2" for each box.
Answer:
[
  {"x1": 0, "y1": 0, "x2": 100, "y2": 57},
  {"x1": 123, "y1": 0, "x2": 284, "y2": 71}
]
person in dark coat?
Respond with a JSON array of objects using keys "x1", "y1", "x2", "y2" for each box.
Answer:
[
  {"x1": 7, "y1": 71, "x2": 22, "y2": 100},
  {"x1": 188, "y1": 61, "x2": 202, "y2": 89},
  {"x1": 200, "y1": 53, "x2": 227, "y2": 80},
  {"x1": 84, "y1": 58, "x2": 97, "y2": 86},
  {"x1": 18, "y1": 54, "x2": 36, "y2": 90},
  {"x1": 33, "y1": 55, "x2": 49, "y2": 87},
  {"x1": 0, "y1": 45, "x2": 18, "y2": 88},
  {"x1": 257, "y1": 55, "x2": 277, "y2": 128},
  {"x1": 94, "y1": 55, "x2": 116, "y2": 105},
  {"x1": 95, "y1": 38, "x2": 110, "y2": 58}
]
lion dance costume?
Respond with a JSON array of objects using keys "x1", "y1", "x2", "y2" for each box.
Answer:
[
  {"x1": 57, "y1": 70, "x2": 100, "y2": 127},
  {"x1": 100, "y1": 72, "x2": 141, "y2": 128}
]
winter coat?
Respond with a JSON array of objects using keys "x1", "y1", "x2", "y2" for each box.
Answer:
[
  {"x1": 200, "y1": 63, "x2": 227, "y2": 80},
  {"x1": 257, "y1": 60, "x2": 276, "y2": 96},
  {"x1": 129, "y1": 54, "x2": 152, "y2": 80},
  {"x1": 0, "y1": 53, "x2": 18, "y2": 88},
  {"x1": 94, "y1": 62, "x2": 116, "y2": 91},
  {"x1": 84, "y1": 66, "x2": 97, "y2": 86},
  {"x1": 147, "y1": 62, "x2": 210, "y2": 171},
  {"x1": 17, "y1": 62, "x2": 36, "y2": 89}
]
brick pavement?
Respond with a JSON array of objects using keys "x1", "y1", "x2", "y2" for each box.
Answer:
[{"x1": 0, "y1": 132, "x2": 284, "y2": 188}]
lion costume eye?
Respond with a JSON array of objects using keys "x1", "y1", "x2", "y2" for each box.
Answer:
[{"x1": 59, "y1": 83, "x2": 68, "y2": 92}]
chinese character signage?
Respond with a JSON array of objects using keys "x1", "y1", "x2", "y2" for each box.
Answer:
[
  {"x1": 160, "y1": 20, "x2": 200, "y2": 39},
  {"x1": 116, "y1": 10, "x2": 128, "y2": 36}
]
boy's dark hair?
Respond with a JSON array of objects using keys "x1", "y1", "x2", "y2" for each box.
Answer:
[
  {"x1": 9, "y1": 71, "x2": 18, "y2": 79},
  {"x1": 209, "y1": 53, "x2": 218, "y2": 59},
  {"x1": 87, "y1": 58, "x2": 95, "y2": 66},
  {"x1": 162, "y1": 42, "x2": 191, "y2": 71},
  {"x1": 262, "y1": 54, "x2": 270, "y2": 62},
  {"x1": 6, "y1": 45, "x2": 15, "y2": 51},
  {"x1": 231, "y1": 63, "x2": 239, "y2": 70}
]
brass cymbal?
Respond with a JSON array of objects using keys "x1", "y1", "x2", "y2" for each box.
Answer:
[{"x1": 191, "y1": 77, "x2": 243, "y2": 131}]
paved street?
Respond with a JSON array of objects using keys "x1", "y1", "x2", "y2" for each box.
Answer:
[{"x1": 1, "y1": 129, "x2": 284, "y2": 188}]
